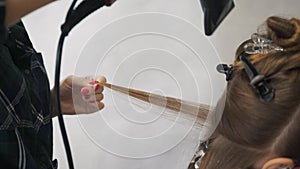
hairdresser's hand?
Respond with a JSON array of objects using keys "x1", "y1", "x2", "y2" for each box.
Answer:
[{"x1": 51, "y1": 75, "x2": 106, "y2": 117}]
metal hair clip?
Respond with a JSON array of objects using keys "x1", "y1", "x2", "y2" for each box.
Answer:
[
  {"x1": 243, "y1": 33, "x2": 284, "y2": 54},
  {"x1": 239, "y1": 53, "x2": 275, "y2": 102},
  {"x1": 188, "y1": 139, "x2": 213, "y2": 169},
  {"x1": 216, "y1": 64, "x2": 234, "y2": 81}
]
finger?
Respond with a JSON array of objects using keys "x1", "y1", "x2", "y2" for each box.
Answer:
[
  {"x1": 93, "y1": 84, "x2": 104, "y2": 94},
  {"x1": 89, "y1": 79, "x2": 99, "y2": 85},
  {"x1": 95, "y1": 93, "x2": 104, "y2": 101},
  {"x1": 97, "y1": 102, "x2": 104, "y2": 110},
  {"x1": 89, "y1": 76, "x2": 106, "y2": 85},
  {"x1": 88, "y1": 101, "x2": 104, "y2": 111},
  {"x1": 73, "y1": 75, "x2": 91, "y2": 87},
  {"x1": 74, "y1": 76, "x2": 98, "y2": 88},
  {"x1": 81, "y1": 86, "x2": 94, "y2": 96},
  {"x1": 98, "y1": 76, "x2": 107, "y2": 85},
  {"x1": 82, "y1": 94, "x2": 94, "y2": 102},
  {"x1": 81, "y1": 87, "x2": 96, "y2": 103},
  {"x1": 82, "y1": 92, "x2": 103, "y2": 102},
  {"x1": 87, "y1": 101, "x2": 100, "y2": 112}
]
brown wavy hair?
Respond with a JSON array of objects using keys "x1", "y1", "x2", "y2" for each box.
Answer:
[{"x1": 198, "y1": 16, "x2": 300, "y2": 169}]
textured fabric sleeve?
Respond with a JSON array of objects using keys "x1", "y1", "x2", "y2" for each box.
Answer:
[{"x1": 0, "y1": 0, "x2": 7, "y2": 43}]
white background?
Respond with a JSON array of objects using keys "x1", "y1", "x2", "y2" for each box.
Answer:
[{"x1": 22, "y1": 0, "x2": 300, "y2": 169}]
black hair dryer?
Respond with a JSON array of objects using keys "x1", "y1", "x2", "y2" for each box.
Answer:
[{"x1": 200, "y1": 0, "x2": 235, "y2": 36}]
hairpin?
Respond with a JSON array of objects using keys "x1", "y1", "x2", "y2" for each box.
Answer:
[
  {"x1": 217, "y1": 32, "x2": 280, "y2": 101},
  {"x1": 243, "y1": 33, "x2": 284, "y2": 54},
  {"x1": 239, "y1": 53, "x2": 275, "y2": 102},
  {"x1": 188, "y1": 139, "x2": 213, "y2": 169},
  {"x1": 216, "y1": 64, "x2": 234, "y2": 81}
]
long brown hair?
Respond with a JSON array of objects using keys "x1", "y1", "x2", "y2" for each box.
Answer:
[{"x1": 198, "y1": 16, "x2": 300, "y2": 169}]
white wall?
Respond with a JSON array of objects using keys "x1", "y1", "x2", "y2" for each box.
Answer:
[{"x1": 22, "y1": 0, "x2": 300, "y2": 169}]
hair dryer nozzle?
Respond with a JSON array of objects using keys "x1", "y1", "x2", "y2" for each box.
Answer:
[
  {"x1": 200, "y1": 0, "x2": 235, "y2": 36},
  {"x1": 104, "y1": 0, "x2": 116, "y2": 6}
]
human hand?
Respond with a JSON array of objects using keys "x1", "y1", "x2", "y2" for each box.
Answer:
[{"x1": 51, "y1": 75, "x2": 106, "y2": 117}]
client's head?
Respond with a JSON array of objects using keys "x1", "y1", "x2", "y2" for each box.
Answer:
[{"x1": 196, "y1": 16, "x2": 300, "y2": 169}]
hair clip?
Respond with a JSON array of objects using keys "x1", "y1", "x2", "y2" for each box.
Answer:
[
  {"x1": 239, "y1": 53, "x2": 275, "y2": 102},
  {"x1": 244, "y1": 33, "x2": 284, "y2": 54},
  {"x1": 256, "y1": 22, "x2": 269, "y2": 36},
  {"x1": 217, "y1": 64, "x2": 234, "y2": 81},
  {"x1": 188, "y1": 139, "x2": 213, "y2": 169}
]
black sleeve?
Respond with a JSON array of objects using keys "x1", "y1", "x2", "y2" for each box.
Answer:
[{"x1": 0, "y1": 0, "x2": 7, "y2": 43}]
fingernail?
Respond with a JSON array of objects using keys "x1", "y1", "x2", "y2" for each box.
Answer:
[
  {"x1": 94, "y1": 84, "x2": 100, "y2": 91},
  {"x1": 81, "y1": 88, "x2": 90, "y2": 95}
]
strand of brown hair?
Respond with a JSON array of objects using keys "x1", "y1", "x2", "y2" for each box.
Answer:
[{"x1": 98, "y1": 82, "x2": 210, "y2": 127}]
